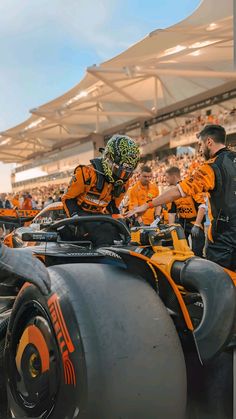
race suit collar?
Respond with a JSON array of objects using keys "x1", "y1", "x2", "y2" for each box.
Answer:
[{"x1": 212, "y1": 147, "x2": 228, "y2": 158}]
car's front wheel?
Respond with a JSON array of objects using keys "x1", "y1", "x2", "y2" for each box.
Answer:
[{"x1": 5, "y1": 263, "x2": 186, "y2": 419}]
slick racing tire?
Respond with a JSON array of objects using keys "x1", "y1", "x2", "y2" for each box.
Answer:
[
  {"x1": 5, "y1": 263, "x2": 186, "y2": 419},
  {"x1": 0, "y1": 334, "x2": 8, "y2": 419}
]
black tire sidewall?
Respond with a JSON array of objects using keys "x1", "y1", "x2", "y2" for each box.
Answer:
[
  {"x1": 5, "y1": 284, "x2": 87, "y2": 419},
  {"x1": 6, "y1": 263, "x2": 186, "y2": 419}
]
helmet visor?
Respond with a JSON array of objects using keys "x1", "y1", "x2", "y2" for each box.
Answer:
[{"x1": 112, "y1": 162, "x2": 135, "y2": 181}]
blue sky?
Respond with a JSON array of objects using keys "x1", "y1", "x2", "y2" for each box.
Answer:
[{"x1": 0, "y1": 0, "x2": 200, "y2": 191}]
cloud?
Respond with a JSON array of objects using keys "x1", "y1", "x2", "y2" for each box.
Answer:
[
  {"x1": 0, "y1": 0, "x2": 201, "y2": 133},
  {"x1": 0, "y1": 0, "x2": 138, "y2": 60}
]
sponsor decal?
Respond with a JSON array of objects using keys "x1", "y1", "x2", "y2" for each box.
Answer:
[
  {"x1": 34, "y1": 216, "x2": 53, "y2": 225},
  {"x1": 48, "y1": 293, "x2": 76, "y2": 386},
  {"x1": 0, "y1": 209, "x2": 39, "y2": 217},
  {"x1": 178, "y1": 207, "x2": 194, "y2": 214},
  {"x1": 98, "y1": 249, "x2": 122, "y2": 259},
  {"x1": 84, "y1": 193, "x2": 107, "y2": 206},
  {"x1": 64, "y1": 252, "x2": 100, "y2": 256}
]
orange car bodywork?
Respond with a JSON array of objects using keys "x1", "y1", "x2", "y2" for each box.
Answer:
[
  {"x1": 0, "y1": 208, "x2": 40, "y2": 219},
  {"x1": 3, "y1": 203, "x2": 64, "y2": 248},
  {"x1": 128, "y1": 224, "x2": 236, "y2": 333},
  {"x1": 129, "y1": 226, "x2": 195, "y2": 331}
]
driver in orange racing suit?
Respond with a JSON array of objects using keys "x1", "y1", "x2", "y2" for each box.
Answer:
[{"x1": 62, "y1": 134, "x2": 140, "y2": 246}]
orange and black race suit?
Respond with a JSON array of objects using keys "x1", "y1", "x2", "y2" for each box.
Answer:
[
  {"x1": 128, "y1": 181, "x2": 159, "y2": 225},
  {"x1": 62, "y1": 159, "x2": 128, "y2": 217},
  {"x1": 62, "y1": 158, "x2": 129, "y2": 246},
  {"x1": 178, "y1": 148, "x2": 236, "y2": 270},
  {"x1": 168, "y1": 193, "x2": 206, "y2": 257}
]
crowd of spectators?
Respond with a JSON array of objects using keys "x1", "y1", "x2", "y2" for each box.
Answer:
[
  {"x1": 0, "y1": 185, "x2": 67, "y2": 211},
  {"x1": 135, "y1": 107, "x2": 236, "y2": 146},
  {"x1": 129, "y1": 152, "x2": 204, "y2": 191},
  {"x1": 0, "y1": 152, "x2": 204, "y2": 211},
  {"x1": 1, "y1": 106, "x2": 236, "y2": 210}
]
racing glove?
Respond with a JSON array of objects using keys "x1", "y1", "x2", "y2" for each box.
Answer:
[
  {"x1": 71, "y1": 213, "x2": 79, "y2": 218},
  {"x1": 0, "y1": 243, "x2": 51, "y2": 295},
  {"x1": 191, "y1": 224, "x2": 202, "y2": 238},
  {"x1": 150, "y1": 216, "x2": 161, "y2": 228}
]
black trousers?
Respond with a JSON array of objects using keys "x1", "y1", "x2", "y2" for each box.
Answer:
[
  {"x1": 206, "y1": 232, "x2": 236, "y2": 271},
  {"x1": 179, "y1": 219, "x2": 205, "y2": 258}
]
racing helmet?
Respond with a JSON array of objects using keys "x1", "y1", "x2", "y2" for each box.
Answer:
[{"x1": 102, "y1": 134, "x2": 140, "y2": 182}]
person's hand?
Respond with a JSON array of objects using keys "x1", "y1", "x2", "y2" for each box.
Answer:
[
  {"x1": 0, "y1": 244, "x2": 51, "y2": 295},
  {"x1": 191, "y1": 224, "x2": 202, "y2": 238},
  {"x1": 150, "y1": 216, "x2": 161, "y2": 228},
  {"x1": 71, "y1": 213, "x2": 79, "y2": 218},
  {"x1": 124, "y1": 203, "x2": 148, "y2": 218}
]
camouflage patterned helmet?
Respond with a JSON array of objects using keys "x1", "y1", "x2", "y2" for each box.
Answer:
[{"x1": 102, "y1": 134, "x2": 140, "y2": 182}]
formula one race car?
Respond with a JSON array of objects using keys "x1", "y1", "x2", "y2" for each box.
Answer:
[
  {"x1": 0, "y1": 216, "x2": 235, "y2": 419},
  {"x1": 0, "y1": 208, "x2": 40, "y2": 236},
  {"x1": 3, "y1": 202, "x2": 65, "y2": 247}
]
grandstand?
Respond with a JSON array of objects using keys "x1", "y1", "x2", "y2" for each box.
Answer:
[{"x1": 0, "y1": 0, "x2": 235, "y2": 193}]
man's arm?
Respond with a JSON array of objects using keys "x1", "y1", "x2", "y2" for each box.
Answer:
[
  {"x1": 154, "y1": 205, "x2": 162, "y2": 221},
  {"x1": 62, "y1": 166, "x2": 89, "y2": 217},
  {"x1": 125, "y1": 163, "x2": 215, "y2": 218},
  {"x1": 191, "y1": 204, "x2": 206, "y2": 238},
  {"x1": 167, "y1": 201, "x2": 176, "y2": 224},
  {"x1": 152, "y1": 185, "x2": 162, "y2": 218},
  {"x1": 178, "y1": 164, "x2": 215, "y2": 197},
  {"x1": 194, "y1": 205, "x2": 206, "y2": 227},
  {"x1": 168, "y1": 213, "x2": 176, "y2": 224},
  {"x1": 125, "y1": 186, "x2": 181, "y2": 217}
]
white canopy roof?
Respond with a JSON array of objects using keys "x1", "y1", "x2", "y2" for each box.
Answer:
[{"x1": 0, "y1": 0, "x2": 234, "y2": 163}]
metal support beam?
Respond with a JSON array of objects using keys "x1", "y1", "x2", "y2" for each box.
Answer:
[
  {"x1": 154, "y1": 77, "x2": 158, "y2": 111},
  {"x1": 0, "y1": 147, "x2": 28, "y2": 152},
  {"x1": 104, "y1": 86, "x2": 236, "y2": 139},
  {"x1": 73, "y1": 110, "x2": 151, "y2": 117},
  {"x1": 0, "y1": 150, "x2": 23, "y2": 159},
  {"x1": 87, "y1": 69, "x2": 155, "y2": 116},
  {"x1": 31, "y1": 76, "x2": 149, "y2": 122},
  {"x1": 136, "y1": 68, "x2": 236, "y2": 80},
  {"x1": 96, "y1": 103, "x2": 100, "y2": 133},
  {"x1": 158, "y1": 77, "x2": 176, "y2": 102},
  {"x1": 87, "y1": 66, "x2": 126, "y2": 74},
  {"x1": 88, "y1": 65, "x2": 236, "y2": 80}
]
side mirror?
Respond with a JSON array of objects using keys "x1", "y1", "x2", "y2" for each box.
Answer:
[{"x1": 22, "y1": 231, "x2": 59, "y2": 242}]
